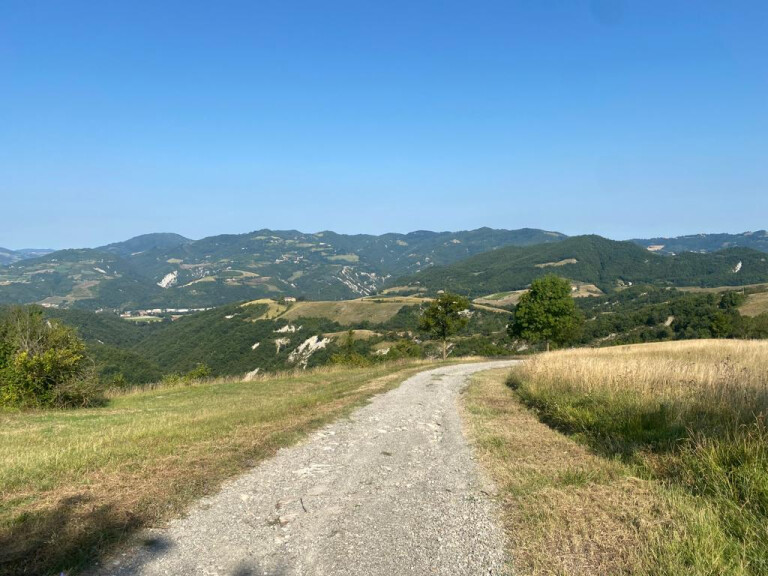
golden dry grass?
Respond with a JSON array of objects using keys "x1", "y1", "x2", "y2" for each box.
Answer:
[
  {"x1": 678, "y1": 283, "x2": 768, "y2": 294},
  {"x1": 506, "y1": 340, "x2": 768, "y2": 575},
  {"x1": 280, "y1": 298, "x2": 426, "y2": 325},
  {"x1": 462, "y1": 369, "x2": 670, "y2": 575},
  {"x1": 740, "y1": 291, "x2": 768, "y2": 317},
  {"x1": 467, "y1": 303, "x2": 510, "y2": 315},
  {"x1": 474, "y1": 283, "x2": 603, "y2": 307},
  {"x1": 240, "y1": 297, "x2": 290, "y2": 319},
  {"x1": 518, "y1": 340, "x2": 768, "y2": 416},
  {"x1": 473, "y1": 290, "x2": 527, "y2": 307},
  {"x1": 381, "y1": 285, "x2": 426, "y2": 294},
  {"x1": 324, "y1": 329, "x2": 381, "y2": 340}
]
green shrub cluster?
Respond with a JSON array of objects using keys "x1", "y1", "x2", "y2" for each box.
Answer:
[
  {"x1": 159, "y1": 363, "x2": 212, "y2": 386},
  {"x1": 0, "y1": 306, "x2": 102, "y2": 408},
  {"x1": 577, "y1": 286, "x2": 768, "y2": 345}
]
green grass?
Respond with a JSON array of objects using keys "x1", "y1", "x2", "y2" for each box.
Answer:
[{"x1": 0, "y1": 360, "x2": 435, "y2": 575}]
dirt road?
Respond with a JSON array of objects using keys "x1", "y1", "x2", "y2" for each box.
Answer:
[{"x1": 103, "y1": 361, "x2": 517, "y2": 575}]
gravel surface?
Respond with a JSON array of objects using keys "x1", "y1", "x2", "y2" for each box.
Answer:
[{"x1": 102, "y1": 361, "x2": 517, "y2": 576}]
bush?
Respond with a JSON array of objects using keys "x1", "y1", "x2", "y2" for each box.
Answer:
[
  {"x1": 160, "y1": 363, "x2": 213, "y2": 386},
  {"x1": 385, "y1": 339, "x2": 423, "y2": 360},
  {"x1": 0, "y1": 306, "x2": 102, "y2": 408},
  {"x1": 330, "y1": 330, "x2": 372, "y2": 366}
]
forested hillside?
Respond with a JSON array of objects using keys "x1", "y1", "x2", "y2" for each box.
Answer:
[
  {"x1": 395, "y1": 235, "x2": 768, "y2": 296},
  {"x1": 632, "y1": 230, "x2": 768, "y2": 255},
  {"x1": 16, "y1": 297, "x2": 509, "y2": 385},
  {"x1": 0, "y1": 228, "x2": 565, "y2": 310}
]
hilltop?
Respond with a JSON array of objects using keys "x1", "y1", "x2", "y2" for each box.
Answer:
[
  {"x1": 98, "y1": 232, "x2": 193, "y2": 257},
  {"x1": 0, "y1": 247, "x2": 54, "y2": 266}
]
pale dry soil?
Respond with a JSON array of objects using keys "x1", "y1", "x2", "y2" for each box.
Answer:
[{"x1": 99, "y1": 361, "x2": 517, "y2": 576}]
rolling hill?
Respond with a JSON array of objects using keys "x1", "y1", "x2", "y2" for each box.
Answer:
[
  {"x1": 28, "y1": 295, "x2": 510, "y2": 383},
  {"x1": 0, "y1": 247, "x2": 54, "y2": 266},
  {"x1": 98, "y1": 232, "x2": 192, "y2": 257},
  {"x1": 632, "y1": 230, "x2": 768, "y2": 255},
  {"x1": 0, "y1": 228, "x2": 565, "y2": 309},
  {"x1": 394, "y1": 235, "x2": 768, "y2": 296}
]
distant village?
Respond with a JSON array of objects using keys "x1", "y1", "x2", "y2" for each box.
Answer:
[{"x1": 119, "y1": 307, "x2": 212, "y2": 320}]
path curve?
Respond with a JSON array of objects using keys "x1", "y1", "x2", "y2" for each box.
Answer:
[{"x1": 103, "y1": 361, "x2": 517, "y2": 576}]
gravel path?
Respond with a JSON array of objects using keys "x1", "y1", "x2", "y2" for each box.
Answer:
[{"x1": 103, "y1": 361, "x2": 517, "y2": 576}]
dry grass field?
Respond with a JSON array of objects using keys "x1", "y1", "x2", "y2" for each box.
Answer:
[
  {"x1": 474, "y1": 282, "x2": 603, "y2": 307},
  {"x1": 740, "y1": 291, "x2": 768, "y2": 317},
  {"x1": 279, "y1": 297, "x2": 428, "y2": 325},
  {"x1": 518, "y1": 340, "x2": 768, "y2": 419},
  {"x1": 678, "y1": 283, "x2": 768, "y2": 294},
  {"x1": 485, "y1": 340, "x2": 768, "y2": 575}
]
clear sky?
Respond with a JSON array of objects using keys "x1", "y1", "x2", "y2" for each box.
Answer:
[{"x1": 1, "y1": 1, "x2": 766, "y2": 249}]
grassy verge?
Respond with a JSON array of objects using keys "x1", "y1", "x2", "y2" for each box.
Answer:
[
  {"x1": 0, "y1": 360, "x2": 439, "y2": 576},
  {"x1": 462, "y1": 368, "x2": 673, "y2": 575},
  {"x1": 474, "y1": 340, "x2": 767, "y2": 575}
]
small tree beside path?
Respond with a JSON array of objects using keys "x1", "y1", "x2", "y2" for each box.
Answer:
[{"x1": 419, "y1": 292, "x2": 470, "y2": 360}]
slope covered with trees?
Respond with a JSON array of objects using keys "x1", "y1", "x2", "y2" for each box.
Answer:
[
  {"x1": 395, "y1": 235, "x2": 768, "y2": 296},
  {"x1": 632, "y1": 230, "x2": 768, "y2": 254},
  {"x1": 0, "y1": 228, "x2": 566, "y2": 309}
]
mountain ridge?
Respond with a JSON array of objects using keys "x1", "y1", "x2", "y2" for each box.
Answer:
[
  {"x1": 395, "y1": 235, "x2": 768, "y2": 296},
  {"x1": 0, "y1": 227, "x2": 566, "y2": 309}
]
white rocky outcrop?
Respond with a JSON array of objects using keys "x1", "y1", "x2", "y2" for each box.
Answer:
[
  {"x1": 244, "y1": 368, "x2": 260, "y2": 381},
  {"x1": 275, "y1": 324, "x2": 302, "y2": 333},
  {"x1": 157, "y1": 271, "x2": 178, "y2": 288},
  {"x1": 275, "y1": 337, "x2": 291, "y2": 354},
  {"x1": 288, "y1": 335, "x2": 331, "y2": 367}
]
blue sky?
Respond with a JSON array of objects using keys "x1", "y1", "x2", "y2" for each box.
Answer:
[{"x1": 1, "y1": 1, "x2": 766, "y2": 248}]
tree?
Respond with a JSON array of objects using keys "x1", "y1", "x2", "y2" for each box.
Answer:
[
  {"x1": 330, "y1": 329, "x2": 370, "y2": 366},
  {"x1": 419, "y1": 292, "x2": 470, "y2": 360},
  {"x1": 508, "y1": 276, "x2": 583, "y2": 351}
]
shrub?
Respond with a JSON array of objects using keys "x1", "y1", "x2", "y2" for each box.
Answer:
[
  {"x1": 330, "y1": 330, "x2": 372, "y2": 367},
  {"x1": 160, "y1": 363, "x2": 213, "y2": 386},
  {"x1": 385, "y1": 339, "x2": 423, "y2": 360},
  {"x1": 0, "y1": 306, "x2": 102, "y2": 408}
]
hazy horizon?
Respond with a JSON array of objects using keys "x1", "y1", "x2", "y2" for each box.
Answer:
[{"x1": 4, "y1": 225, "x2": 768, "y2": 253}]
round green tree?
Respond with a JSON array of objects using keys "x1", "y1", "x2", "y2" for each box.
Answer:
[
  {"x1": 508, "y1": 275, "x2": 583, "y2": 351},
  {"x1": 419, "y1": 292, "x2": 470, "y2": 360}
]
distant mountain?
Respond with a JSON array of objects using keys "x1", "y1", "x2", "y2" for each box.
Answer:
[
  {"x1": 394, "y1": 235, "x2": 768, "y2": 296},
  {"x1": 0, "y1": 247, "x2": 55, "y2": 266},
  {"x1": 632, "y1": 231, "x2": 768, "y2": 255},
  {"x1": 0, "y1": 227, "x2": 566, "y2": 309},
  {"x1": 98, "y1": 233, "x2": 192, "y2": 257}
]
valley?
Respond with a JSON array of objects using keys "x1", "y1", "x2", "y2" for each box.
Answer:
[{"x1": 3, "y1": 228, "x2": 768, "y2": 387}]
